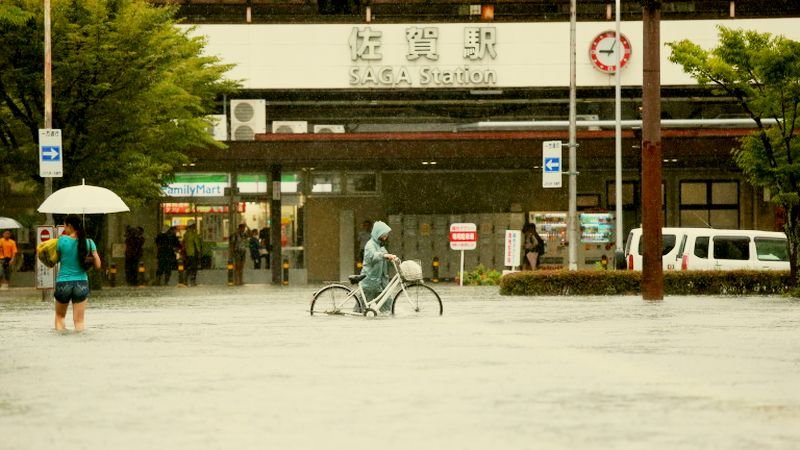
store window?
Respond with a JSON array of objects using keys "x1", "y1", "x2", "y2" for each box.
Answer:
[
  {"x1": 311, "y1": 173, "x2": 342, "y2": 193},
  {"x1": 346, "y1": 172, "x2": 378, "y2": 194},
  {"x1": 679, "y1": 181, "x2": 739, "y2": 228}
]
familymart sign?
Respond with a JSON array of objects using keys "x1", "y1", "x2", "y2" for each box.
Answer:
[{"x1": 162, "y1": 174, "x2": 298, "y2": 197}]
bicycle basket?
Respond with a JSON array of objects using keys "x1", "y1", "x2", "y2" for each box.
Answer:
[{"x1": 399, "y1": 260, "x2": 423, "y2": 281}]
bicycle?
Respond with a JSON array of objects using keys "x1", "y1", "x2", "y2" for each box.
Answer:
[{"x1": 310, "y1": 258, "x2": 443, "y2": 317}]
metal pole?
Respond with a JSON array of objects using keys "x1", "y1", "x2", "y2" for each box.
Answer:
[
  {"x1": 270, "y1": 165, "x2": 282, "y2": 285},
  {"x1": 568, "y1": 0, "x2": 578, "y2": 271},
  {"x1": 641, "y1": 1, "x2": 663, "y2": 300},
  {"x1": 43, "y1": 0, "x2": 53, "y2": 226},
  {"x1": 614, "y1": 0, "x2": 624, "y2": 262}
]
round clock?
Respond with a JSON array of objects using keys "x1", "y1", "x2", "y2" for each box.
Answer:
[{"x1": 589, "y1": 31, "x2": 632, "y2": 73}]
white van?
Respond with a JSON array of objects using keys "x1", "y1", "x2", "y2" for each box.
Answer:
[{"x1": 625, "y1": 227, "x2": 790, "y2": 271}]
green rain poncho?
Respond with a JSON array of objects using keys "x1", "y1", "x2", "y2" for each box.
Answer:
[{"x1": 359, "y1": 220, "x2": 392, "y2": 303}]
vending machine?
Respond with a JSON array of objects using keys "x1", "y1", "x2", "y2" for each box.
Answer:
[
  {"x1": 529, "y1": 211, "x2": 568, "y2": 267},
  {"x1": 579, "y1": 212, "x2": 615, "y2": 269}
]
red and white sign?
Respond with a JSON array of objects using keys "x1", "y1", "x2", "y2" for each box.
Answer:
[
  {"x1": 36, "y1": 225, "x2": 56, "y2": 290},
  {"x1": 449, "y1": 223, "x2": 477, "y2": 251},
  {"x1": 504, "y1": 230, "x2": 522, "y2": 267}
]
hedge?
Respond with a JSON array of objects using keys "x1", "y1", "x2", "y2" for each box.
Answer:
[{"x1": 499, "y1": 270, "x2": 794, "y2": 296}]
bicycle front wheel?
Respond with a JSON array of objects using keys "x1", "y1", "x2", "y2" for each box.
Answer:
[
  {"x1": 392, "y1": 283, "x2": 443, "y2": 316},
  {"x1": 310, "y1": 284, "x2": 362, "y2": 316}
]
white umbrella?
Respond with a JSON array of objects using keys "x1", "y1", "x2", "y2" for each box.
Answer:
[
  {"x1": 0, "y1": 217, "x2": 24, "y2": 229},
  {"x1": 38, "y1": 180, "x2": 130, "y2": 214}
]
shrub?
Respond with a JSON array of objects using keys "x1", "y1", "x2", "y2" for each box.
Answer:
[
  {"x1": 462, "y1": 264, "x2": 503, "y2": 286},
  {"x1": 499, "y1": 269, "x2": 793, "y2": 296}
]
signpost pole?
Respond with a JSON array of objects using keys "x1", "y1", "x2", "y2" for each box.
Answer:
[{"x1": 459, "y1": 250, "x2": 464, "y2": 287}]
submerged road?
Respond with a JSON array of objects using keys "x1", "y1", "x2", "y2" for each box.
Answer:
[{"x1": 1, "y1": 284, "x2": 799, "y2": 449}]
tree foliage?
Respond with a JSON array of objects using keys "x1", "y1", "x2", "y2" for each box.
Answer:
[
  {"x1": 668, "y1": 27, "x2": 800, "y2": 283},
  {"x1": 0, "y1": 0, "x2": 238, "y2": 207}
]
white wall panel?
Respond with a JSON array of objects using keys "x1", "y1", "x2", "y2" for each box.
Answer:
[{"x1": 187, "y1": 19, "x2": 800, "y2": 90}]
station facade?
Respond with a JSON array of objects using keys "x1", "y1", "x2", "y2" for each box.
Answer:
[{"x1": 153, "y1": 9, "x2": 799, "y2": 282}]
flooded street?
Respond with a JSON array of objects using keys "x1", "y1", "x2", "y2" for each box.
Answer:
[{"x1": 1, "y1": 284, "x2": 799, "y2": 449}]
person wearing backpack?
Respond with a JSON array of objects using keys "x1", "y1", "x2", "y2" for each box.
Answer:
[{"x1": 54, "y1": 214, "x2": 101, "y2": 331}]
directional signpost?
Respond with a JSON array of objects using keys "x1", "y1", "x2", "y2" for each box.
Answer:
[
  {"x1": 542, "y1": 140, "x2": 562, "y2": 188},
  {"x1": 450, "y1": 222, "x2": 477, "y2": 286},
  {"x1": 39, "y1": 128, "x2": 63, "y2": 178}
]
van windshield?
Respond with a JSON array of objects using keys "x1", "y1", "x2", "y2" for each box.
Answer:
[{"x1": 755, "y1": 237, "x2": 789, "y2": 261}]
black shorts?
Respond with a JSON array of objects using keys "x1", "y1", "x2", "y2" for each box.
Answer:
[{"x1": 54, "y1": 281, "x2": 90, "y2": 304}]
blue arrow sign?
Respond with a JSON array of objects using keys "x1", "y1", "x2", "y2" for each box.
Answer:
[
  {"x1": 544, "y1": 157, "x2": 560, "y2": 172},
  {"x1": 41, "y1": 146, "x2": 61, "y2": 162}
]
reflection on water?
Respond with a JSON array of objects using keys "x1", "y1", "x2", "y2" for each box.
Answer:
[{"x1": 1, "y1": 286, "x2": 799, "y2": 449}]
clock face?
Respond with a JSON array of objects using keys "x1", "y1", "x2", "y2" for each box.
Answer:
[{"x1": 589, "y1": 31, "x2": 632, "y2": 73}]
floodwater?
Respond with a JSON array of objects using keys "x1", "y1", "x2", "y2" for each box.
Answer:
[{"x1": 1, "y1": 284, "x2": 799, "y2": 450}]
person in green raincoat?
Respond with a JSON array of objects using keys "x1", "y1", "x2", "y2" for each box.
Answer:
[{"x1": 359, "y1": 220, "x2": 397, "y2": 312}]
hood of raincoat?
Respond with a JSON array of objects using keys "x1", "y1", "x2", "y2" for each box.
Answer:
[{"x1": 370, "y1": 221, "x2": 391, "y2": 242}]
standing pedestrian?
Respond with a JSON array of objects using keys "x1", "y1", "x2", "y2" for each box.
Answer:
[
  {"x1": 230, "y1": 223, "x2": 248, "y2": 285},
  {"x1": 53, "y1": 214, "x2": 101, "y2": 331},
  {"x1": 182, "y1": 221, "x2": 202, "y2": 286},
  {"x1": 259, "y1": 227, "x2": 271, "y2": 269},
  {"x1": 0, "y1": 230, "x2": 18, "y2": 289},
  {"x1": 523, "y1": 223, "x2": 545, "y2": 270},
  {"x1": 357, "y1": 220, "x2": 372, "y2": 266},
  {"x1": 248, "y1": 229, "x2": 262, "y2": 269},
  {"x1": 155, "y1": 226, "x2": 180, "y2": 285},
  {"x1": 124, "y1": 226, "x2": 144, "y2": 285}
]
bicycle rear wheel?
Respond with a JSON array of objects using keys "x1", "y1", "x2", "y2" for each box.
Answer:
[
  {"x1": 392, "y1": 283, "x2": 443, "y2": 316},
  {"x1": 310, "y1": 284, "x2": 363, "y2": 316}
]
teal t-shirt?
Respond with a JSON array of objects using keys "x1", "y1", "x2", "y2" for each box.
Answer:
[{"x1": 56, "y1": 235, "x2": 96, "y2": 282}]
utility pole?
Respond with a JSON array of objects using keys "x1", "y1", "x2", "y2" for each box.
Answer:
[
  {"x1": 614, "y1": 0, "x2": 624, "y2": 267},
  {"x1": 567, "y1": 0, "x2": 578, "y2": 271},
  {"x1": 641, "y1": 1, "x2": 663, "y2": 300},
  {"x1": 43, "y1": 0, "x2": 53, "y2": 225}
]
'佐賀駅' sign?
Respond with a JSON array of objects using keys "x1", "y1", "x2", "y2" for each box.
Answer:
[{"x1": 348, "y1": 26, "x2": 498, "y2": 87}]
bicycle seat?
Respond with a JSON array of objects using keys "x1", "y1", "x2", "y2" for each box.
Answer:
[{"x1": 348, "y1": 274, "x2": 366, "y2": 284}]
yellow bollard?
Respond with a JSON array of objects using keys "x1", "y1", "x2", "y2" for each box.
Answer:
[{"x1": 282, "y1": 259, "x2": 289, "y2": 286}]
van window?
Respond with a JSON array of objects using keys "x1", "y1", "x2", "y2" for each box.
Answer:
[
  {"x1": 694, "y1": 236, "x2": 710, "y2": 259},
  {"x1": 713, "y1": 236, "x2": 750, "y2": 260},
  {"x1": 638, "y1": 233, "x2": 677, "y2": 255},
  {"x1": 755, "y1": 237, "x2": 789, "y2": 261}
]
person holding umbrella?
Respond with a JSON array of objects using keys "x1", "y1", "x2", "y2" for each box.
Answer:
[
  {"x1": 0, "y1": 230, "x2": 18, "y2": 289},
  {"x1": 53, "y1": 214, "x2": 101, "y2": 332}
]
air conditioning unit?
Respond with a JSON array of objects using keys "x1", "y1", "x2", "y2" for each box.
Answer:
[
  {"x1": 313, "y1": 124, "x2": 346, "y2": 134},
  {"x1": 205, "y1": 114, "x2": 227, "y2": 141},
  {"x1": 230, "y1": 99, "x2": 266, "y2": 141},
  {"x1": 272, "y1": 121, "x2": 308, "y2": 134}
]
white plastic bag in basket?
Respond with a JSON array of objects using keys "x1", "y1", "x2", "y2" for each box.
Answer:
[{"x1": 400, "y1": 260, "x2": 423, "y2": 281}]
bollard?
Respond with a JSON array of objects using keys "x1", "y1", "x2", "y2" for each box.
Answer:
[
  {"x1": 356, "y1": 260, "x2": 363, "y2": 271},
  {"x1": 109, "y1": 263, "x2": 117, "y2": 287},
  {"x1": 432, "y1": 256, "x2": 439, "y2": 283},
  {"x1": 227, "y1": 259, "x2": 234, "y2": 286},
  {"x1": 282, "y1": 258, "x2": 289, "y2": 286},
  {"x1": 138, "y1": 261, "x2": 146, "y2": 286},
  {"x1": 177, "y1": 259, "x2": 186, "y2": 286}
]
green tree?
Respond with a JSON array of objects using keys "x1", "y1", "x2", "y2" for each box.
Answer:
[
  {"x1": 668, "y1": 27, "x2": 800, "y2": 283},
  {"x1": 0, "y1": 0, "x2": 238, "y2": 207}
]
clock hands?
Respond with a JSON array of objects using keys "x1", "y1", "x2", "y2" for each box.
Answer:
[{"x1": 598, "y1": 39, "x2": 617, "y2": 55}]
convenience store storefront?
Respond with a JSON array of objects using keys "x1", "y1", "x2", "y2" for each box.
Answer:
[{"x1": 159, "y1": 173, "x2": 304, "y2": 271}]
